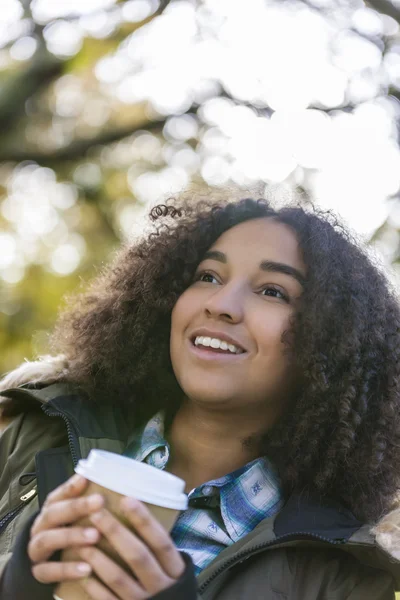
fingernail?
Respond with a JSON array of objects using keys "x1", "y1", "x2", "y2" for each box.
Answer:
[
  {"x1": 88, "y1": 494, "x2": 103, "y2": 508},
  {"x1": 69, "y1": 474, "x2": 84, "y2": 487},
  {"x1": 121, "y1": 497, "x2": 137, "y2": 511},
  {"x1": 84, "y1": 528, "x2": 98, "y2": 541},
  {"x1": 77, "y1": 563, "x2": 91, "y2": 574}
]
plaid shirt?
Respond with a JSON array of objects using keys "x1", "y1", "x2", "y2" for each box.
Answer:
[{"x1": 124, "y1": 412, "x2": 284, "y2": 575}]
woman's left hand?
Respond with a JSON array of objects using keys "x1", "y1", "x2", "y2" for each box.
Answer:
[{"x1": 76, "y1": 496, "x2": 186, "y2": 600}]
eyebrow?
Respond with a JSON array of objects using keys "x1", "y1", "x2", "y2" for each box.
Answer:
[{"x1": 201, "y1": 250, "x2": 306, "y2": 287}]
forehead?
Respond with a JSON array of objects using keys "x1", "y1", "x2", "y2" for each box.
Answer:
[{"x1": 208, "y1": 217, "x2": 305, "y2": 272}]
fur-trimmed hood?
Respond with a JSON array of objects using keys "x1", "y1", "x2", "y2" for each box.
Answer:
[
  {"x1": 0, "y1": 355, "x2": 69, "y2": 393},
  {"x1": 0, "y1": 356, "x2": 400, "y2": 571}
]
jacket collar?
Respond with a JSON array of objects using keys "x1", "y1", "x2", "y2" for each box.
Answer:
[
  {"x1": 274, "y1": 486, "x2": 363, "y2": 541},
  {"x1": 1, "y1": 381, "x2": 132, "y2": 439},
  {"x1": 197, "y1": 486, "x2": 400, "y2": 592}
]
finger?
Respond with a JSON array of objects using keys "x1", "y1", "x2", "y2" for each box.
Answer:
[
  {"x1": 121, "y1": 497, "x2": 185, "y2": 579},
  {"x1": 89, "y1": 509, "x2": 173, "y2": 595},
  {"x1": 31, "y1": 493, "x2": 104, "y2": 536},
  {"x1": 78, "y1": 547, "x2": 147, "y2": 600},
  {"x1": 32, "y1": 560, "x2": 92, "y2": 584},
  {"x1": 44, "y1": 474, "x2": 88, "y2": 506},
  {"x1": 79, "y1": 575, "x2": 121, "y2": 600},
  {"x1": 28, "y1": 526, "x2": 100, "y2": 564}
]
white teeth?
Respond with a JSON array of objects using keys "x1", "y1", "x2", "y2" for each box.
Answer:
[{"x1": 194, "y1": 336, "x2": 242, "y2": 354}]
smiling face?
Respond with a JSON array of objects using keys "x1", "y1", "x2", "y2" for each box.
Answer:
[{"x1": 170, "y1": 217, "x2": 306, "y2": 418}]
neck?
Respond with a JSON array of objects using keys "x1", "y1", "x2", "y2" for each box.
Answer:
[{"x1": 165, "y1": 399, "x2": 278, "y2": 493}]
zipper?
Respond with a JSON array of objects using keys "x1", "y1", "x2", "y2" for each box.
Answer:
[
  {"x1": 0, "y1": 487, "x2": 37, "y2": 534},
  {"x1": 20, "y1": 488, "x2": 37, "y2": 502},
  {"x1": 198, "y1": 531, "x2": 346, "y2": 594},
  {"x1": 0, "y1": 398, "x2": 80, "y2": 536},
  {"x1": 0, "y1": 408, "x2": 79, "y2": 536},
  {"x1": 41, "y1": 406, "x2": 80, "y2": 467}
]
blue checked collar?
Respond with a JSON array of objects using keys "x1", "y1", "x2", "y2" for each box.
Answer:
[
  {"x1": 125, "y1": 411, "x2": 170, "y2": 469},
  {"x1": 124, "y1": 411, "x2": 284, "y2": 541}
]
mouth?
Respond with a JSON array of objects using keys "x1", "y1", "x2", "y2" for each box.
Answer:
[{"x1": 188, "y1": 336, "x2": 248, "y2": 362}]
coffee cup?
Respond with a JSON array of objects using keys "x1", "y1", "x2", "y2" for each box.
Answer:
[{"x1": 54, "y1": 449, "x2": 188, "y2": 600}]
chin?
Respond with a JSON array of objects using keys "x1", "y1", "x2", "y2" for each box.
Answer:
[{"x1": 182, "y1": 382, "x2": 237, "y2": 406}]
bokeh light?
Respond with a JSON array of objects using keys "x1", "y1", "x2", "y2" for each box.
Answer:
[{"x1": 2, "y1": 0, "x2": 400, "y2": 370}]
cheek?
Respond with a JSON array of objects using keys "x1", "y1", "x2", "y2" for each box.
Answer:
[
  {"x1": 170, "y1": 291, "x2": 198, "y2": 379},
  {"x1": 170, "y1": 304, "x2": 181, "y2": 353},
  {"x1": 170, "y1": 290, "x2": 196, "y2": 344},
  {"x1": 253, "y1": 310, "x2": 293, "y2": 356}
]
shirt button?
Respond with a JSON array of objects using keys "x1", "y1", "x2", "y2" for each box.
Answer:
[{"x1": 202, "y1": 485, "x2": 215, "y2": 496}]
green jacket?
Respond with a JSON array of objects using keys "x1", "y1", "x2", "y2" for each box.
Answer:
[{"x1": 0, "y1": 382, "x2": 399, "y2": 599}]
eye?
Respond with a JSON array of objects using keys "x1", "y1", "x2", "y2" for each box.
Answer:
[
  {"x1": 194, "y1": 270, "x2": 219, "y2": 284},
  {"x1": 261, "y1": 285, "x2": 289, "y2": 302}
]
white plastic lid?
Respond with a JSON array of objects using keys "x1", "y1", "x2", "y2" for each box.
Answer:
[{"x1": 75, "y1": 450, "x2": 188, "y2": 511}]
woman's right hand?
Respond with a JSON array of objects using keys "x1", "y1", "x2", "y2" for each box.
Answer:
[{"x1": 28, "y1": 474, "x2": 104, "y2": 584}]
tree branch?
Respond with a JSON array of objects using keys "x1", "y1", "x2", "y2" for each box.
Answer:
[
  {"x1": 365, "y1": 0, "x2": 400, "y2": 24},
  {"x1": 0, "y1": 0, "x2": 64, "y2": 140},
  {"x1": 294, "y1": 0, "x2": 400, "y2": 26},
  {"x1": 0, "y1": 46, "x2": 63, "y2": 135},
  {"x1": 45, "y1": 0, "x2": 171, "y2": 23},
  {"x1": 0, "y1": 111, "x2": 191, "y2": 164},
  {"x1": 0, "y1": 87, "x2": 364, "y2": 165},
  {"x1": 388, "y1": 87, "x2": 400, "y2": 102},
  {"x1": 0, "y1": 0, "x2": 173, "y2": 138}
]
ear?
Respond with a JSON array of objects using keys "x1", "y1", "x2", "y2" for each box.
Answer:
[
  {"x1": 371, "y1": 503, "x2": 400, "y2": 561},
  {"x1": 0, "y1": 354, "x2": 69, "y2": 395}
]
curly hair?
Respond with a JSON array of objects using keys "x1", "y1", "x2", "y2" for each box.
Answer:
[{"x1": 49, "y1": 196, "x2": 400, "y2": 524}]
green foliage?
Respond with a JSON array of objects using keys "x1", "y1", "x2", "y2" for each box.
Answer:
[{"x1": 0, "y1": 0, "x2": 399, "y2": 374}]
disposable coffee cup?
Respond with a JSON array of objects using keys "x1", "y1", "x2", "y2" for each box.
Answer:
[{"x1": 54, "y1": 450, "x2": 188, "y2": 600}]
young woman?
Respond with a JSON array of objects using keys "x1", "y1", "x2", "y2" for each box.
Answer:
[{"x1": 1, "y1": 196, "x2": 400, "y2": 599}]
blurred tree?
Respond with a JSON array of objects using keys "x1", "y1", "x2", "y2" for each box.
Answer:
[{"x1": 0, "y1": 0, "x2": 400, "y2": 374}]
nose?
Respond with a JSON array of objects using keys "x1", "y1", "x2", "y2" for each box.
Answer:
[{"x1": 203, "y1": 281, "x2": 244, "y2": 323}]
